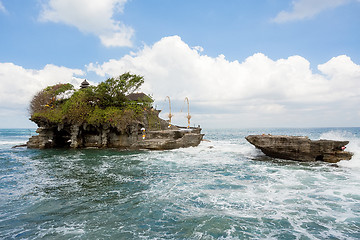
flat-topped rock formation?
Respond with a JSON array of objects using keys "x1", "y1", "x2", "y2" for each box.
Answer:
[
  {"x1": 246, "y1": 135, "x2": 353, "y2": 163},
  {"x1": 133, "y1": 128, "x2": 203, "y2": 150},
  {"x1": 27, "y1": 124, "x2": 204, "y2": 150}
]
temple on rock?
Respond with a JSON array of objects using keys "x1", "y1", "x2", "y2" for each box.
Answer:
[{"x1": 27, "y1": 73, "x2": 204, "y2": 150}]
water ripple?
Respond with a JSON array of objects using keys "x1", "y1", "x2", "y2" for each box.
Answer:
[{"x1": 1, "y1": 128, "x2": 360, "y2": 239}]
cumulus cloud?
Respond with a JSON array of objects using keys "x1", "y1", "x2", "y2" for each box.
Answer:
[
  {"x1": 87, "y1": 35, "x2": 360, "y2": 127},
  {"x1": 273, "y1": 0, "x2": 352, "y2": 23},
  {"x1": 0, "y1": 63, "x2": 84, "y2": 108},
  {"x1": 87, "y1": 35, "x2": 360, "y2": 104},
  {"x1": 318, "y1": 55, "x2": 360, "y2": 98},
  {"x1": 2, "y1": 36, "x2": 359, "y2": 127},
  {"x1": 39, "y1": 0, "x2": 133, "y2": 47}
]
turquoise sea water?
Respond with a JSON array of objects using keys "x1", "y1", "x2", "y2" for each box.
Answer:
[{"x1": 1, "y1": 128, "x2": 360, "y2": 239}]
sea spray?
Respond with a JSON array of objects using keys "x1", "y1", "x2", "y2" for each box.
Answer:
[{"x1": 320, "y1": 130, "x2": 360, "y2": 169}]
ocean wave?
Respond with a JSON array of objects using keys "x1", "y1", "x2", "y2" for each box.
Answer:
[
  {"x1": 320, "y1": 130, "x2": 360, "y2": 169},
  {"x1": 1, "y1": 128, "x2": 360, "y2": 239}
]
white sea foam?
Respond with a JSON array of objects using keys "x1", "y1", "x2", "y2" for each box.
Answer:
[
  {"x1": 320, "y1": 130, "x2": 360, "y2": 170},
  {"x1": 140, "y1": 130, "x2": 360, "y2": 238},
  {"x1": 0, "y1": 140, "x2": 26, "y2": 146},
  {"x1": 2, "y1": 128, "x2": 360, "y2": 239},
  {"x1": 37, "y1": 223, "x2": 85, "y2": 238},
  {"x1": 170, "y1": 139, "x2": 260, "y2": 166}
]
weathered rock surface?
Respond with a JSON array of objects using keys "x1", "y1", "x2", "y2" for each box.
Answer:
[
  {"x1": 246, "y1": 135, "x2": 353, "y2": 163},
  {"x1": 27, "y1": 116, "x2": 204, "y2": 151},
  {"x1": 27, "y1": 125, "x2": 204, "y2": 150},
  {"x1": 27, "y1": 105, "x2": 204, "y2": 150}
]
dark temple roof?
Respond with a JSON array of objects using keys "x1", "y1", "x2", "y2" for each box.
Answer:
[
  {"x1": 80, "y1": 79, "x2": 90, "y2": 88},
  {"x1": 126, "y1": 92, "x2": 148, "y2": 101}
]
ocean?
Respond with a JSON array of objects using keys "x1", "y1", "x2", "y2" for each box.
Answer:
[{"x1": 0, "y1": 128, "x2": 359, "y2": 239}]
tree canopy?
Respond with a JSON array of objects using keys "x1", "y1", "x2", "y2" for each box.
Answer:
[
  {"x1": 95, "y1": 72, "x2": 145, "y2": 108},
  {"x1": 30, "y1": 73, "x2": 154, "y2": 130},
  {"x1": 29, "y1": 83, "x2": 74, "y2": 115}
]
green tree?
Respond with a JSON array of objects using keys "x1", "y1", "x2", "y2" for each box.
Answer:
[
  {"x1": 95, "y1": 72, "x2": 144, "y2": 108},
  {"x1": 29, "y1": 83, "x2": 74, "y2": 115},
  {"x1": 29, "y1": 72, "x2": 151, "y2": 127},
  {"x1": 61, "y1": 89, "x2": 93, "y2": 124}
]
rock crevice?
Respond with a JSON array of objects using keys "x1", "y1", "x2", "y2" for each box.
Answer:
[
  {"x1": 27, "y1": 110, "x2": 204, "y2": 150},
  {"x1": 28, "y1": 124, "x2": 204, "y2": 150}
]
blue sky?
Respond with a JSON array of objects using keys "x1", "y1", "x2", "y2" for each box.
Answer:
[{"x1": 1, "y1": 0, "x2": 360, "y2": 128}]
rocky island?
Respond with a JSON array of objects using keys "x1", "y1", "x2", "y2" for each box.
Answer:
[
  {"x1": 246, "y1": 135, "x2": 353, "y2": 163},
  {"x1": 27, "y1": 73, "x2": 204, "y2": 150}
]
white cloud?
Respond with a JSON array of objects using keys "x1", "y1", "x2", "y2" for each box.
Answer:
[
  {"x1": 1, "y1": 37, "x2": 359, "y2": 128},
  {"x1": 87, "y1": 35, "x2": 360, "y2": 127},
  {"x1": 0, "y1": 1, "x2": 6, "y2": 13},
  {"x1": 273, "y1": 0, "x2": 352, "y2": 23},
  {"x1": 39, "y1": 0, "x2": 133, "y2": 47},
  {"x1": 87, "y1": 35, "x2": 356, "y2": 104},
  {"x1": 0, "y1": 63, "x2": 84, "y2": 108},
  {"x1": 318, "y1": 55, "x2": 360, "y2": 98}
]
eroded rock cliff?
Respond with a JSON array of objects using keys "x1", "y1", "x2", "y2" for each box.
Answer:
[
  {"x1": 27, "y1": 109, "x2": 204, "y2": 150},
  {"x1": 246, "y1": 135, "x2": 353, "y2": 163}
]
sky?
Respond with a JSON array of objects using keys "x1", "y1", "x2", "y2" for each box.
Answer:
[{"x1": 0, "y1": 0, "x2": 360, "y2": 129}]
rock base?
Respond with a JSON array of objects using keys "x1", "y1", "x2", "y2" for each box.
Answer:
[{"x1": 27, "y1": 125, "x2": 204, "y2": 150}]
